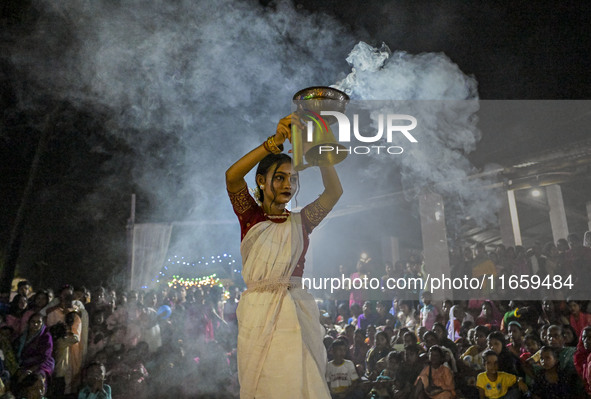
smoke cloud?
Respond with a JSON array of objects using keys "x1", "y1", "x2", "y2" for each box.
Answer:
[{"x1": 332, "y1": 41, "x2": 500, "y2": 227}]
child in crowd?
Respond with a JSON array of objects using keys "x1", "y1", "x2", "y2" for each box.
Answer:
[
  {"x1": 78, "y1": 361, "x2": 111, "y2": 399},
  {"x1": 462, "y1": 326, "x2": 490, "y2": 371},
  {"x1": 530, "y1": 346, "x2": 576, "y2": 399},
  {"x1": 325, "y1": 340, "x2": 360, "y2": 399},
  {"x1": 522, "y1": 333, "x2": 542, "y2": 367},
  {"x1": 368, "y1": 350, "x2": 408, "y2": 399},
  {"x1": 567, "y1": 300, "x2": 591, "y2": 338},
  {"x1": 350, "y1": 329, "x2": 369, "y2": 376},
  {"x1": 506, "y1": 322, "x2": 526, "y2": 357},
  {"x1": 420, "y1": 292, "x2": 439, "y2": 331},
  {"x1": 476, "y1": 350, "x2": 527, "y2": 399}
]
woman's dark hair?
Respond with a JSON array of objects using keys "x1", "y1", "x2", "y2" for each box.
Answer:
[
  {"x1": 423, "y1": 330, "x2": 438, "y2": 341},
  {"x1": 562, "y1": 324, "x2": 578, "y2": 346},
  {"x1": 330, "y1": 339, "x2": 348, "y2": 351},
  {"x1": 9, "y1": 294, "x2": 27, "y2": 316},
  {"x1": 474, "y1": 325, "x2": 491, "y2": 337},
  {"x1": 255, "y1": 153, "x2": 292, "y2": 203},
  {"x1": 481, "y1": 349, "x2": 498, "y2": 362},
  {"x1": 375, "y1": 331, "x2": 390, "y2": 347},
  {"x1": 432, "y1": 322, "x2": 446, "y2": 334},
  {"x1": 86, "y1": 360, "x2": 106, "y2": 372},
  {"x1": 488, "y1": 330, "x2": 507, "y2": 347},
  {"x1": 387, "y1": 350, "x2": 404, "y2": 363},
  {"x1": 540, "y1": 345, "x2": 559, "y2": 359},
  {"x1": 428, "y1": 345, "x2": 444, "y2": 358},
  {"x1": 403, "y1": 331, "x2": 418, "y2": 344},
  {"x1": 524, "y1": 333, "x2": 542, "y2": 346}
]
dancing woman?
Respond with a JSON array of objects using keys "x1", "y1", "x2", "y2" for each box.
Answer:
[{"x1": 226, "y1": 114, "x2": 342, "y2": 398}]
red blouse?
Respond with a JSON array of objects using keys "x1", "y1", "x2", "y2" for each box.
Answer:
[{"x1": 228, "y1": 185, "x2": 330, "y2": 277}]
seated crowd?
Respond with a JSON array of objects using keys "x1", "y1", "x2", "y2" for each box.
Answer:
[
  {"x1": 0, "y1": 282, "x2": 238, "y2": 398},
  {"x1": 322, "y1": 232, "x2": 591, "y2": 399},
  {"x1": 0, "y1": 232, "x2": 589, "y2": 398}
]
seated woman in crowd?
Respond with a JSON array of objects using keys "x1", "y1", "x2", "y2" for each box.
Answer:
[
  {"x1": 14, "y1": 313, "x2": 54, "y2": 389},
  {"x1": 365, "y1": 332, "x2": 392, "y2": 381},
  {"x1": 531, "y1": 346, "x2": 578, "y2": 399},
  {"x1": 487, "y1": 331, "x2": 522, "y2": 377},
  {"x1": 414, "y1": 345, "x2": 455, "y2": 399}
]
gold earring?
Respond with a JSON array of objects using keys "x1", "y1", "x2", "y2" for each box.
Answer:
[{"x1": 260, "y1": 185, "x2": 264, "y2": 190}]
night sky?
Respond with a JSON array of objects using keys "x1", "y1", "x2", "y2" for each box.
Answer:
[{"x1": 1, "y1": 0, "x2": 590, "y2": 290}]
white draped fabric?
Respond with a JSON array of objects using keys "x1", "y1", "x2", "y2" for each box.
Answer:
[
  {"x1": 237, "y1": 213, "x2": 330, "y2": 399},
  {"x1": 131, "y1": 223, "x2": 173, "y2": 290}
]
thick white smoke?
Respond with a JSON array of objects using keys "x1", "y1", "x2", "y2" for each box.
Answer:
[{"x1": 332, "y1": 41, "x2": 499, "y2": 225}]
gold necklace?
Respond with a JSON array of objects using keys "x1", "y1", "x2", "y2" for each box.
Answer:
[{"x1": 265, "y1": 209, "x2": 288, "y2": 219}]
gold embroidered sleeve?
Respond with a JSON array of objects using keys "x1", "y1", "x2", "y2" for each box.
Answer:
[
  {"x1": 302, "y1": 196, "x2": 331, "y2": 227},
  {"x1": 228, "y1": 185, "x2": 256, "y2": 215}
]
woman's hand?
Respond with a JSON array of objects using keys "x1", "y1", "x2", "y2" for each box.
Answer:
[{"x1": 273, "y1": 113, "x2": 304, "y2": 146}]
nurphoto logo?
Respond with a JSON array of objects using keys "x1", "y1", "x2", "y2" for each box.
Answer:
[{"x1": 308, "y1": 111, "x2": 419, "y2": 155}]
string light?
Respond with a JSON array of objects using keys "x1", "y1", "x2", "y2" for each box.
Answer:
[
  {"x1": 156, "y1": 253, "x2": 239, "y2": 289},
  {"x1": 167, "y1": 274, "x2": 222, "y2": 289}
]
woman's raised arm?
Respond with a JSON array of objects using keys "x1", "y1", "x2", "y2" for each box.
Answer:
[
  {"x1": 315, "y1": 165, "x2": 343, "y2": 211},
  {"x1": 225, "y1": 114, "x2": 296, "y2": 193}
]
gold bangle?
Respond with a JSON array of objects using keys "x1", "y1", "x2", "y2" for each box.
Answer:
[{"x1": 264, "y1": 136, "x2": 282, "y2": 154}]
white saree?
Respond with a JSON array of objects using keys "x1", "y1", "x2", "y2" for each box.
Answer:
[{"x1": 237, "y1": 212, "x2": 330, "y2": 399}]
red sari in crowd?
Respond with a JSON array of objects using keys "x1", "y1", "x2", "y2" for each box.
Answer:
[{"x1": 574, "y1": 329, "x2": 591, "y2": 395}]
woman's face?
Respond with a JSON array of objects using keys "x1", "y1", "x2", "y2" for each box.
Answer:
[
  {"x1": 582, "y1": 329, "x2": 591, "y2": 351},
  {"x1": 424, "y1": 334, "x2": 438, "y2": 348},
  {"x1": 403, "y1": 334, "x2": 414, "y2": 347},
  {"x1": 429, "y1": 349, "x2": 442, "y2": 367},
  {"x1": 476, "y1": 331, "x2": 487, "y2": 348},
  {"x1": 525, "y1": 337, "x2": 540, "y2": 353},
  {"x1": 540, "y1": 328, "x2": 548, "y2": 344},
  {"x1": 563, "y1": 327, "x2": 575, "y2": 344},
  {"x1": 488, "y1": 338, "x2": 503, "y2": 355},
  {"x1": 482, "y1": 302, "x2": 492, "y2": 317},
  {"x1": 569, "y1": 301, "x2": 580, "y2": 316},
  {"x1": 17, "y1": 295, "x2": 28, "y2": 310},
  {"x1": 508, "y1": 325, "x2": 523, "y2": 344},
  {"x1": 35, "y1": 293, "x2": 49, "y2": 308},
  {"x1": 442, "y1": 301, "x2": 451, "y2": 317},
  {"x1": 28, "y1": 314, "x2": 43, "y2": 334},
  {"x1": 433, "y1": 324, "x2": 445, "y2": 339},
  {"x1": 261, "y1": 162, "x2": 296, "y2": 205},
  {"x1": 376, "y1": 334, "x2": 388, "y2": 348}
]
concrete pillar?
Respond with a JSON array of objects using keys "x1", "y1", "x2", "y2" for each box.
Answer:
[
  {"x1": 381, "y1": 236, "x2": 400, "y2": 265},
  {"x1": 586, "y1": 201, "x2": 591, "y2": 231},
  {"x1": 419, "y1": 191, "x2": 451, "y2": 301},
  {"x1": 546, "y1": 184, "x2": 569, "y2": 243},
  {"x1": 499, "y1": 190, "x2": 522, "y2": 247}
]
